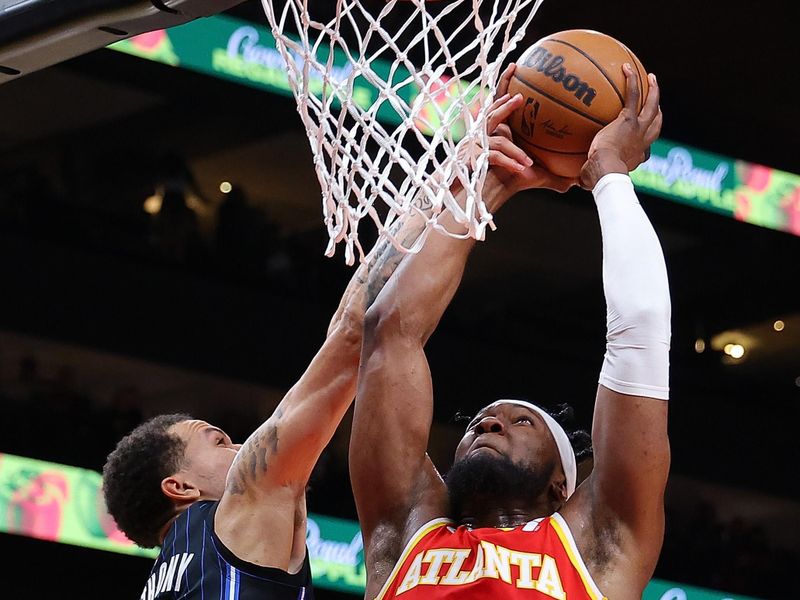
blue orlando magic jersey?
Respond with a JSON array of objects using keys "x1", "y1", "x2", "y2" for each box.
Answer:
[{"x1": 140, "y1": 500, "x2": 314, "y2": 600}]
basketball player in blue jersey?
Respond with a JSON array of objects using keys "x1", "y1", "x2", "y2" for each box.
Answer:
[
  {"x1": 101, "y1": 243, "x2": 415, "y2": 597},
  {"x1": 101, "y1": 70, "x2": 578, "y2": 598},
  {"x1": 100, "y1": 230, "x2": 426, "y2": 598}
]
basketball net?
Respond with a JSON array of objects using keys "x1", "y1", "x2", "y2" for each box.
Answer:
[{"x1": 261, "y1": 0, "x2": 546, "y2": 264}]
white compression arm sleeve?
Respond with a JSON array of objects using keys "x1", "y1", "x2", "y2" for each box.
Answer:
[{"x1": 593, "y1": 173, "x2": 671, "y2": 400}]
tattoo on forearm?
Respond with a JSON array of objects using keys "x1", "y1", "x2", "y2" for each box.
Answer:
[
  {"x1": 363, "y1": 193, "x2": 435, "y2": 307},
  {"x1": 268, "y1": 419, "x2": 279, "y2": 454},
  {"x1": 365, "y1": 246, "x2": 402, "y2": 307},
  {"x1": 226, "y1": 408, "x2": 283, "y2": 495}
]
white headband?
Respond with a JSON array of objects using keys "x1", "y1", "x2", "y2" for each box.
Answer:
[{"x1": 497, "y1": 400, "x2": 577, "y2": 499}]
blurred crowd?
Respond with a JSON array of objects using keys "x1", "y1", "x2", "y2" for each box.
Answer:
[
  {"x1": 0, "y1": 352, "x2": 794, "y2": 599},
  {"x1": 661, "y1": 502, "x2": 795, "y2": 598},
  {"x1": 0, "y1": 355, "x2": 143, "y2": 473},
  {"x1": 0, "y1": 158, "x2": 353, "y2": 307}
]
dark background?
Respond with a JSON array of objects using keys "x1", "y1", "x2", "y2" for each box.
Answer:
[{"x1": 0, "y1": 0, "x2": 798, "y2": 598}]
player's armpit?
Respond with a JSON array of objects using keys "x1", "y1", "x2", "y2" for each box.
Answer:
[{"x1": 560, "y1": 385, "x2": 668, "y2": 595}]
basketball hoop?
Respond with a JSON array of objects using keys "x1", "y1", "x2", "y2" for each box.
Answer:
[{"x1": 260, "y1": 0, "x2": 546, "y2": 264}]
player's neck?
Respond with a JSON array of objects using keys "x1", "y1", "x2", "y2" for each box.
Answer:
[
  {"x1": 158, "y1": 515, "x2": 178, "y2": 544},
  {"x1": 157, "y1": 501, "x2": 194, "y2": 543},
  {"x1": 457, "y1": 498, "x2": 552, "y2": 529}
]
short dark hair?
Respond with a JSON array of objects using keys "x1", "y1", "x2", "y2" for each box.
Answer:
[{"x1": 102, "y1": 413, "x2": 192, "y2": 548}]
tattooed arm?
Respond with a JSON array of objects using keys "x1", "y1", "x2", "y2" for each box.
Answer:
[{"x1": 213, "y1": 191, "x2": 436, "y2": 573}]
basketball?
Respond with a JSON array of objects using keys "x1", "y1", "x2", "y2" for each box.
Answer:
[{"x1": 506, "y1": 30, "x2": 649, "y2": 178}]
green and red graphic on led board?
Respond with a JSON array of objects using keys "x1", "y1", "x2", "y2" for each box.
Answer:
[
  {"x1": 116, "y1": 29, "x2": 179, "y2": 66},
  {"x1": 0, "y1": 452, "x2": 154, "y2": 558},
  {"x1": 111, "y1": 15, "x2": 483, "y2": 141},
  {"x1": 631, "y1": 139, "x2": 800, "y2": 237},
  {"x1": 0, "y1": 453, "x2": 363, "y2": 592}
]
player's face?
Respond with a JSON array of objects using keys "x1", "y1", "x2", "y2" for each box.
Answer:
[
  {"x1": 170, "y1": 420, "x2": 242, "y2": 500},
  {"x1": 453, "y1": 401, "x2": 560, "y2": 476}
]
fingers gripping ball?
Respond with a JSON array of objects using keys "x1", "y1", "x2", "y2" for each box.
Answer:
[{"x1": 507, "y1": 30, "x2": 649, "y2": 178}]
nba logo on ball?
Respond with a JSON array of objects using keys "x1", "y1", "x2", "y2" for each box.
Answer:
[
  {"x1": 507, "y1": 30, "x2": 649, "y2": 178},
  {"x1": 520, "y1": 98, "x2": 540, "y2": 137}
]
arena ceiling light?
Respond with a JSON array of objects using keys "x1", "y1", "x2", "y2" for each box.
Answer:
[
  {"x1": 723, "y1": 343, "x2": 745, "y2": 360},
  {"x1": 709, "y1": 314, "x2": 800, "y2": 370},
  {"x1": 0, "y1": 0, "x2": 247, "y2": 84},
  {"x1": 710, "y1": 331, "x2": 757, "y2": 365}
]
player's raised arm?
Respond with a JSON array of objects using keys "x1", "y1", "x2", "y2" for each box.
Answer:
[
  {"x1": 351, "y1": 65, "x2": 577, "y2": 597},
  {"x1": 212, "y1": 183, "x2": 439, "y2": 568},
  {"x1": 565, "y1": 64, "x2": 670, "y2": 595}
]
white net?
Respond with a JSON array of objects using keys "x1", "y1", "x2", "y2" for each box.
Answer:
[{"x1": 260, "y1": 0, "x2": 545, "y2": 264}]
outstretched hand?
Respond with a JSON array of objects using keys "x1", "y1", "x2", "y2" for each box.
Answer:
[
  {"x1": 580, "y1": 63, "x2": 662, "y2": 190},
  {"x1": 484, "y1": 64, "x2": 578, "y2": 195}
]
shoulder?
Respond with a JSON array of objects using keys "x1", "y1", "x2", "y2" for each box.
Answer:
[{"x1": 210, "y1": 500, "x2": 313, "y2": 587}]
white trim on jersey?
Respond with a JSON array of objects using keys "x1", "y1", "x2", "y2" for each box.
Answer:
[{"x1": 551, "y1": 513, "x2": 605, "y2": 600}]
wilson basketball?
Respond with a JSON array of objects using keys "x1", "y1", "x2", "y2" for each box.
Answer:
[{"x1": 506, "y1": 30, "x2": 649, "y2": 178}]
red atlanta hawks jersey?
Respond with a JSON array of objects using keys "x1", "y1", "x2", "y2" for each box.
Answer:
[{"x1": 375, "y1": 513, "x2": 606, "y2": 600}]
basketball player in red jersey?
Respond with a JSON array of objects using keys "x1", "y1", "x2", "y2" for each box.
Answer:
[{"x1": 351, "y1": 63, "x2": 666, "y2": 600}]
